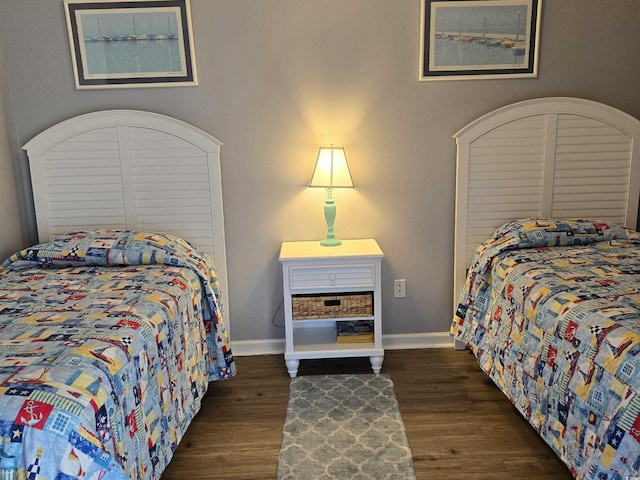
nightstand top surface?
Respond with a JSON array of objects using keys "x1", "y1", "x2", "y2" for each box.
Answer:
[{"x1": 279, "y1": 239, "x2": 383, "y2": 261}]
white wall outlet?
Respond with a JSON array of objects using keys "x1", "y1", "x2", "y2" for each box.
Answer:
[{"x1": 394, "y1": 279, "x2": 406, "y2": 298}]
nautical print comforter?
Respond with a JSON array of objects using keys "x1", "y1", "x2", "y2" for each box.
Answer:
[
  {"x1": 0, "y1": 230, "x2": 236, "y2": 479},
  {"x1": 452, "y1": 219, "x2": 640, "y2": 479}
]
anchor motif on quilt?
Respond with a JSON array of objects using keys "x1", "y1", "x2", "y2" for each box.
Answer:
[{"x1": 20, "y1": 401, "x2": 43, "y2": 427}]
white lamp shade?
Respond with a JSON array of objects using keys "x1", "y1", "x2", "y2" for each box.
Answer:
[{"x1": 308, "y1": 146, "x2": 354, "y2": 189}]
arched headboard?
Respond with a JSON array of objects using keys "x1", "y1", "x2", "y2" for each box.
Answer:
[
  {"x1": 22, "y1": 110, "x2": 230, "y2": 327},
  {"x1": 453, "y1": 97, "x2": 640, "y2": 315}
]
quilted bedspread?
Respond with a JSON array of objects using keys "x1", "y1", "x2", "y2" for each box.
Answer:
[
  {"x1": 452, "y1": 219, "x2": 640, "y2": 479},
  {"x1": 0, "y1": 230, "x2": 236, "y2": 479}
]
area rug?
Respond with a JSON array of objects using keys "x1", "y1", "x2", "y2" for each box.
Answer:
[{"x1": 276, "y1": 374, "x2": 416, "y2": 480}]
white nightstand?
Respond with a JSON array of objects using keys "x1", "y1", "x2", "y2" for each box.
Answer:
[{"x1": 279, "y1": 239, "x2": 384, "y2": 378}]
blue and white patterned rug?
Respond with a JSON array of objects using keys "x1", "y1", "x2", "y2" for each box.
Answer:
[{"x1": 276, "y1": 374, "x2": 416, "y2": 480}]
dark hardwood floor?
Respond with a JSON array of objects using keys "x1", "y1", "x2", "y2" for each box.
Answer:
[{"x1": 161, "y1": 349, "x2": 572, "y2": 479}]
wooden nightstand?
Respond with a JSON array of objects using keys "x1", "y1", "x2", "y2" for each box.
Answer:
[{"x1": 279, "y1": 239, "x2": 384, "y2": 378}]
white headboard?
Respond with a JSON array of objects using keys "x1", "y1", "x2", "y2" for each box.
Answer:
[
  {"x1": 22, "y1": 110, "x2": 230, "y2": 327},
  {"x1": 453, "y1": 97, "x2": 640, "y2": 310}
]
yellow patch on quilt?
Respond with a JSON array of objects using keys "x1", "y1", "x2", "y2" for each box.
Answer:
[
  {"x1": 599, "y1": 443, "x2": 616, "y2": 467},
  {"x1": 608, "y1": 376, "x2": 630, "y2": 399},
  {"x1": 547, "y1": 419, "x2": 565, "y2": 451},
  {"x1": 73, "y1": 343, "x2": 124, "y2": 375},
  {"x1": 78, "y1": 424, "x2": 105, "y2": 448},
  {"x1": 601, "y1": 330, "x2": 639, "y2": 372}
]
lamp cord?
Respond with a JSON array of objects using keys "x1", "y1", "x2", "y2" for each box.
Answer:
[{"x1": 271, "y1": 298, "x2": 284, "y2": 328}]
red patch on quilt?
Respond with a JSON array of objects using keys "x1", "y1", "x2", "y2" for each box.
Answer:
[
  {"x1": 64, "y1": 293, "x2": 86, "y2": 302},
  {"x1": 630, "y1": 413, "x2": 640, "y2": 443},
  {"x1": 127, "y1": 410, "x2": 138, "y2": 438},
  {"x1": 15, "y1": 399, "x2": 54, "y2": 430},
  {"x1": 21, "y1": 275, "x2": 46, "y2": 282},
  {"x1": 546, "y1": 346, "x2": 557, "y2": 367},
  {"x1": 564, "y1": 321, "x2": 579, "y2": 342},
  {"x1": 177, "y1": 352, "x2": 184, "y2": 371},
  {"x1": 117, "y1": 318, "x2": 141, "y2": 329},
  {"x1": 170, "y1": 278, "x2": 187, "y2": 290}
]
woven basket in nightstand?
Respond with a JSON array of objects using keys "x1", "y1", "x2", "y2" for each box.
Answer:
[{"x1": 291, "y1": 292, "x2": 373, "y2": 320}]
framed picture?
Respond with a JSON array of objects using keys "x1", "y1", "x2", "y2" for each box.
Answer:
[
  {"x1": 64, "y1": 0, "x2": 198, "y2": 89},
  {"x1": 419, "y1": 0, "x2": 541, "y2": 81}
]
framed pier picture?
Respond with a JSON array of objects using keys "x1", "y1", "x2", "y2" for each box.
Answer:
[
  {"x1": 64, "y1": 0, "x2": 198, "y2": 89},
  {"x1": 419, "y1": 0, "x2": 542, "y2": 81}
]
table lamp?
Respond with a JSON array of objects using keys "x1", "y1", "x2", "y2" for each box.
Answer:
[{"x1": 308, "y1": 146, "x2": 354, "y2": 247}]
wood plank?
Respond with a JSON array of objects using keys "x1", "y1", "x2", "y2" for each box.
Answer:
[{"x1": 161, "y1": 349, "x2": 571, "y2": 479}]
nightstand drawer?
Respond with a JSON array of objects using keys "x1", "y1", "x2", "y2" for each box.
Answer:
[{"x1": 289, "y1": 264, "x2": 375, "y2": 290}]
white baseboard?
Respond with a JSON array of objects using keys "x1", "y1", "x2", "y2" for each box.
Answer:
[
  {"x1": 382, "y1": 331, "x2": 454, "y2": 350},
  {"x1": 232, "y1": 338, "x2": 285, "y2": 357},
  {"x1": 231, "y1": 331, "x2": 454, "y2": 356}
]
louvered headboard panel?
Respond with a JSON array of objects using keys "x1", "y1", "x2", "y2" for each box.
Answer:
[
  {"x1": 465, "y1": 115, "x2": 547, "y2": 262},
  {"x1": 23, "y1": 110, "x2": 230, "y2": 327},
  {"x1": 453, "y1": 97, "x2": 640, "y2": 318},
  {"x1": 31, "y1": 126, "x2": 126, "y2": 234},
  {"x1": 128, "y1": 126, "x2": 219, "y2": 255},
  {"x1": 552, "y1": 114, "x2": 633, "y2": 221}
]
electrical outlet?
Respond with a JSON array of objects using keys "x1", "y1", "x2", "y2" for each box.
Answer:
[{"x1": 394, "y1": 279, "x2": 406, "y2": 298}]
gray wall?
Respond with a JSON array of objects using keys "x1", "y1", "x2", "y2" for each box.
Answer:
[
  {"x1": 1, "y1": 0, "x2": 639, "y2": 347},
  {"x1": 0, "y1": 34, "x2": 23, "y2": 261}
]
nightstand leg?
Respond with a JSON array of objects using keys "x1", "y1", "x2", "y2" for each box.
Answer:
[
  {"x1": 369, "y1": 355, "x2": 384, "y2": 374},
  {"x1": 285, "y1": 359, "x2": 300, "y2": 378}
]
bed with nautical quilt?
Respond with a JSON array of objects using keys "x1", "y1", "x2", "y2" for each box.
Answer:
[
  {"x1": 0, "y1": 230, "x2": 236, "y2": 479},
  {"x1": 452, "y1": 218, "x2": 640, "y2": 479}
]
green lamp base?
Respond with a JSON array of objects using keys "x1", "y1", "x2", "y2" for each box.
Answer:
[
  {"x1": 320, "y1": 189, "x2": 342, "y2": 247},
  {"x1": 320, "y1": 237, "x2": 342, "y2": 247}
]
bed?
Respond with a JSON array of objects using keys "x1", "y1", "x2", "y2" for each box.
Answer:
[
  {"x1": 451, "y1": 97, "x2": 640, "y2": 479},
  {"x1": 0, "y1": 110, "x2": 236, "y2": 479}
]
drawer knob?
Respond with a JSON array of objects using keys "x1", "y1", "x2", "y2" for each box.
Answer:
[{"x1": 328, "y1": 273, "x2": 336, "y2": 281}]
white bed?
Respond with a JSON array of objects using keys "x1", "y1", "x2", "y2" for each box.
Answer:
[
  {"x1": 451, "y1": 97, "x2": 640, "y2": 479},
  {"x1": 0, "y1": 110, "x2": 234, "y2": 479}
]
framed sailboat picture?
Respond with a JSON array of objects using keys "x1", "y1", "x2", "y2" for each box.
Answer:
[
  {"x1": 419, "y1": 0, "x2": 542, "y2": 81},
  {"x1": 64, "y1": 0, "x2": 198, "y2": 89}
]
